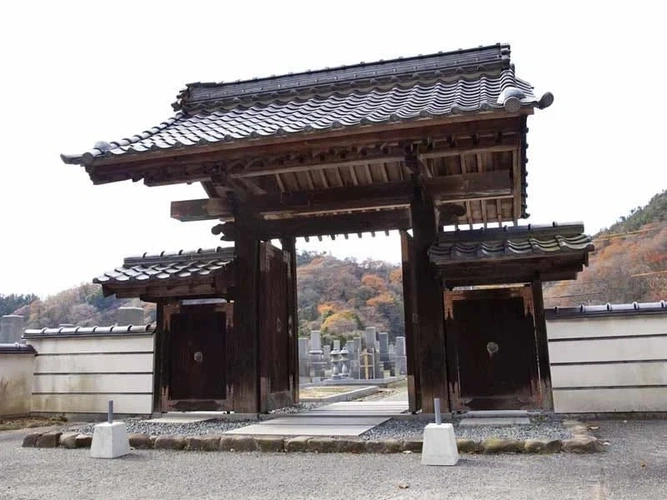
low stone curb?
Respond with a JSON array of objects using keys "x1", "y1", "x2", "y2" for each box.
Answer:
[{"x1": 21, "y1": 420, "x2": 605, "y2": 454}]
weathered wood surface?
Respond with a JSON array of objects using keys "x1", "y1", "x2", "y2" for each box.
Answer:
[
  {"x1": 172, "y1": 172, "x2": 511, "y2": 222},
  {"x1": 400, "y1": 230, "x2": 421, "y2": 413},
  {"x1": 214, "y1": 210, "x2": 412, "y2": 240},
  {"x1": 258, "y1": 243, "x2": 291, "y2": 412},
  {"x1": 229, "y1": 211, "x2": 261, "y2": 413},
  {"x1": 532, "y1": 277, "x2": 553, "y2": 410},
  {"x1": 409, "y1": 184, "x2": 449, "y2": 413},
  {"x1": 280, "y1": 237, "x2": 299, "y2": 404}
]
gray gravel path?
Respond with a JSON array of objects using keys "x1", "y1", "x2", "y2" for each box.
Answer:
[
  {"x1": 69, "y1": 418, "x2": 257, "y2": 437},
  {"x1": 362, "y1": 416, "x2": 571, "y2": 440},
  {"x1": 1, "y1": 420, "x2": 666, "y2": 500}
]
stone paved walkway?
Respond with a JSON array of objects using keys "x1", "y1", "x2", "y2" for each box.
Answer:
[{"x1": 225, "y1": 400, "x2": 409, "y2": 437}]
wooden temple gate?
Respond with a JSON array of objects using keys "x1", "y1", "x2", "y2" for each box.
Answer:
[{"x1": 64, "y1": 44, "x2": 593, "y2": 414}]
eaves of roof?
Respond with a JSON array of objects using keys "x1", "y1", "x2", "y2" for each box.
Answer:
[
  {"x1": 60, "y1": 44, "x2": 553, "y2": 168},
  {"x1": 93, "y1": 247, "x2": 234, "y2": 288}
]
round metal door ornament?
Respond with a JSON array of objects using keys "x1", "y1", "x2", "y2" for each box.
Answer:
[
  {"x1": 194, "y1": 351, "x2": 203, "y2": 363},
  {"x1": 486, "y1": 342, "x2": 499, "y2": 357}
]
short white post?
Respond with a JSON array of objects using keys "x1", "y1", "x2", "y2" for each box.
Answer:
[
  {"x1": 90, "y1": 399, "x2": 130, "y2": 459},
  {"x1": 421, "y1": 397, "x2": 459, "y2": 466}
]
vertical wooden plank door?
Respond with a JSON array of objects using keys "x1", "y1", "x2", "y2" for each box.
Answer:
[
  {"x1": 446, "y1": 289, "x2": 540, "y2": 411},
  {"x1": 168, "y1": 309, "x2": 227, "y2": 410}
]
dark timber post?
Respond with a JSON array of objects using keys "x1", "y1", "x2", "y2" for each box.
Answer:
[
  {"x1": 400, "y1": 230, "x2": 421, "y2": 413},
  {"x1": 231, "y1": 207, "x2": 261, "y2": 413},
  {"x1": 409, "y1": 180, "x2": 449, "y2": 413},
  {"x1": 532, "y1": 274, "x2": 554, "y2": 410},
  {"x1": 280, "y1": 237, "x2": 299, "y2": 404}
]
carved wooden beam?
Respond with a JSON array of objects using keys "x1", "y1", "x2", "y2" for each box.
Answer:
[
  {"x1": 172, "y1": 171, "x2": 511, "y2": 222},
  {"x1": 212, "y1": 210, "x2": 412, "y2": 240}
]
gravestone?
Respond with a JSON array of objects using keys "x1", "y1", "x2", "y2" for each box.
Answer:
[
  {"x1": 310, "y1": 330, "x2": 322, "y2": 351},
  {"x1": 349, "y1": 338, "x2": 361, "y2": 379},
  {"x1": 395, "y1": 336, "x2": 407, "y2": 375},
  {"x1": 363, "y1": 327, "x2": 377, "y2": 351},
  {"x1": 374, "y1": 350, "x2": 385, "y2": 379},
  {"x1": 0, "y1": 315, "x2": 24, "y2": 344},
  {"x1": 378, "y1": 332, "x2": 390, "y2": 370},
  {"x1": 309, "y1": 330, "x2": 326, "y2": 380},
  {"x1": 116, "y1": 307, "x2": 144, "y2": 326},
  {"x1": 388, "y1": 344, "x2": 396, "y2": 376},
  {"x1": 333, "y1": 339, "x2": 340, "y2": 351},
  {"x1": 323, "y1": 345, "x2": 331, "y2": 366},
  {"x1": 298, "y1": 337, "x2": 310, "y2": 378}
]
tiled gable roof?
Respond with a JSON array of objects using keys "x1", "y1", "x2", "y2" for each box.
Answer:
[
  {"x1": 94, "y1": 247, "x2": 234, "y2": 286},
  {"x1": 429, "y1": 223, "x2": 594, "y2": 264},
  {"x1": 61, "y1": 44, "x2": 552, "y2": 167}
]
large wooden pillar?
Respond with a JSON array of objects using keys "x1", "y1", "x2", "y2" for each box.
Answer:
[
  {"x1": 532, "y1": 275, "x2": 554, "y2": 410},
  {"x1": 280, "y1": 237, "x2": 299, "y2": 404},
  {"x1": 409, "y1": 181, "x2": 449, "y2": 413},
  {"x1": 230, "y1": 209, "x2": 261, "y2": 413},
  {"x1": 400, "y1": 230, "x2": 421, "y2": 413}
]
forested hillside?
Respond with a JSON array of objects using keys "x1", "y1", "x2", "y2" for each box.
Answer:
[
  {"x1": 10, "y1": 285, "x2": 155, "y2": 329},
  {"x1": 544, "y1": 190, "x2": 666, "y2": 306},
  {"x1": 296, "y1": 252, "x2": 403, "y2": 340},
  {"x1": 4, "y1": 190, "x2": 664, "y2": 332}
]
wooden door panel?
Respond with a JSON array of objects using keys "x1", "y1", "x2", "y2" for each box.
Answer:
[
  {"x1": 445, "y1": 288, "x2": 539, "y2": 411},
  {"x1": 168, "y1": 310, "x2": 226, "y2": 402}
]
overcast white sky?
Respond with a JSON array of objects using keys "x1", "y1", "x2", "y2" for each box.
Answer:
[{"x1": 1, "y1": 1, "x2": 665, "y2": 297}]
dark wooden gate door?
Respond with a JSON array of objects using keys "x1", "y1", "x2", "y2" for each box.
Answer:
[
  {"x1": 446, "y1": 289, "x2": 538, "y2": 411},
  {"x1": 258, "y1": 243, "x2": 293, "y2": 411},
  {"x1": 168, "y1": 309, "x2": 226, "y2": 409}
]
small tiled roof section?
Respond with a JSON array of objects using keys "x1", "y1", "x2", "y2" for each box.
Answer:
[
  {"x1": 429, "y1": 223, "x2": 594, "y2": 264},
  {"x1": 94, "y1": 247, "x2": 235, "y2": 286},
  {"x1": 546, "y1": 301, "x2": 667, "y2": 319},
  {"x1": 23, "y1": 324, "x2": 156, "y2": 338},
  {"x1": 61, "y1": 43, "x2": 553, "y2": 166},
  {"x1": 0, "y1": 343, "x2": 36, "y2": 354}
]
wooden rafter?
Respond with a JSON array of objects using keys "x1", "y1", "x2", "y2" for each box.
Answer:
[
  {"x1": 478, "y1": 153, "x2": 488, "y2": 228},
  {"x1": 275, "y1": 173, "x2": 286, "y2": 192},
  {"x1": 512, "y1": 149, "x2": 521, "y2": 225},
  {"x1": 364, "y1": 164, "x2": 373, "y2": 184},
  {"x1": 348, "y1": 165, "x2": 359, "y2": 186},
  {"x1": 171, "y1": 172, "x2": 512, "y2": 222},
  {"x1": 460, "y1": 154, "x2": 473, "y2": 228}
]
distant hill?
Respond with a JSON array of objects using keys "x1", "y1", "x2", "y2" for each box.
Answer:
[
  {"x1": 7, "y1": 190, "x2": 665, "y2": 331},
  {"x1": 296, "y1": 252, "x2": 404, "y2": 342},
  {"x1": 544, "y1": 190, "x2": 666, "y2": 306},
  {"x1": 12, "y1": 284, "x2": 155, "y2": 329},
  {"x1": 7, "y1": 253, "x2": 404, "y2": 344}
]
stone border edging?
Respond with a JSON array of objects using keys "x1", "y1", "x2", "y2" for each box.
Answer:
[
  {"x1": 299, "y1": 386, "x2": 378, "y2": 403},
  {"x1": 21, "y1": 420, "x2": 605, "y2": 454}
]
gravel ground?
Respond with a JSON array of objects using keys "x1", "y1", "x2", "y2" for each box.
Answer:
[
  {"x1": 69, "y1": 418, "x2": 257, "y2": 437},
  {"x1": 269, "y1": 401, "x2": 327, "y2": 414},
  {"x1": 1, "y1": 420, "x2": 666, "y2": 500},
  {"x1": 361, "y1": 417, "x2": 571, "y2": 441}
]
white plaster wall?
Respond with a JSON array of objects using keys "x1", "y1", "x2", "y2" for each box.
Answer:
[
  {"x1": 27, "y1": 334, "x2": 155, "y2": 415},
  {"x1": 0, "y1": 354, "x2": 35, "y2": 417},
  {"x1": 547, "y1": 314, "x2": 667, "y2": 413}
]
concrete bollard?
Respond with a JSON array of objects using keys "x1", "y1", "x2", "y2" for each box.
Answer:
[
  {"x1": 90, "y1": 400, "x2": 130, "y2": 459},
  {"x1": 422, "y1": 398, "x2": 459, "y2": 466}
]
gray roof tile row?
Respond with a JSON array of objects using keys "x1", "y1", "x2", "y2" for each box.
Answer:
[
  {"x1": 61, "y1": 44, "x2": 552, "y2": 167},
  {"x1": 23, "y1": 324, "x2": 156, "y2": 338},
  {"x1": 429, "y1": 225, "x2": 594, "y2": 264},
  {"x1": 94, "y1": 247, "x2": 234, "y2": 286},
  {"x1": 546, "y1": 301, "x2": 667, "y2": 319}
]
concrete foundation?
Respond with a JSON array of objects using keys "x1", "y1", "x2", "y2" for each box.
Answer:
[
  {"x1": 90, "y1": 422, "x2": 130, "y2": 459},
  {"x1": 421, "y1": 423, "x2": 459, "y2": 466}
]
